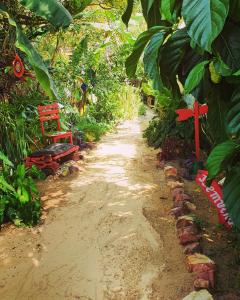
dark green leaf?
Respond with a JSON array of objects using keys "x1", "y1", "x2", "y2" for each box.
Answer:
[
  {"x1": 227, "y1": 87, "x2": 240, "y2": 138},
  {"x1": 229, "y1": 0, "x2": 240, "y2": 22},
  {"x1": 184, "y1": 60, "x2": 209, "y2": 94},
  {"x1": 19, "y1": 0, "x2": 72, "y2": 28},
  {"x1": 207, "y1": 86, "x2": 231, "y2": 143},
  {"x1": 223, "y1": 167, "x2": 240, "y2": 226},
  {"x1": 122, "y1": 0, "x2": 134, "y2": 27},
  {"x1": 160, "y1": 28, "x2": 190, "y2": 78},
  {"x1": 182, "y1": 0, "x2": 229, "y2": 52},
  {"x1": 206, "y1": 140, "x2": 240, "y2": 181},
  {"x1": 141, "y1": 0, "x2": 161, "y2": 28},
  {"x1": 126, "y1": 26, "x2": 167, "y2": 77},
  {"x1": 143, "y1": 31, "x2": 165, "y2": 90},
  {"x1": 213, "y1": 22, "x2": 240, "y2": 73},
  {"x1": 213, "y1": 56, "x2": 233, "y2": 76}
]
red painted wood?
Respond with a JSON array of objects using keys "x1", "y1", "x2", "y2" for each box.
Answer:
[
  {"x1": 25, "y1": 145, "x2": 79, "y2": 174},
  {"x1": 176, "y1": 108, "x2": 194, "y2": 121},
  {"x1": 176, "y1": 101, "x2": 208, "y2": 161},
  {"x1": 194, "y1": 101, "x2": 200, "y2": 161},
  {"x1": 196, "y1": 170, "x2": 233, "y2": 229},
  {"x1": 38, "y1": 103, "x2": 73, "y2": 144}
]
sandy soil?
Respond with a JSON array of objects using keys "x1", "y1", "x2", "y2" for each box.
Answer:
[{"x1": 0, "y1": 115, "x2": 194, "y2": 300}]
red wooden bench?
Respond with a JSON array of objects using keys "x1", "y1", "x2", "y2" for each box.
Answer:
[{"x1": 25, "y1": 143, "x2": 79, "y2": 174}]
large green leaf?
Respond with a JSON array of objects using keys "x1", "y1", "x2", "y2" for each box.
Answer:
[
  {"x1": 227, "y1": 87, "x2": 240, "y2": 138},
  {"x1": 0, "y1": 176, "x2": 15, "y2": 193},
  {"x1": 223, "y1": 167, "x2": 240, "y2": 226},
  {"x1": 126, "y1": 26, "x2": 167, "y2": 77},
  {"x1": 206, "y1": 140, "x2": 240, "y2": 181},
  {"x1": 15, "y1": 25, "x2": 58, "y2": 99},
  {"x1": 160, "y1": 28, "x2": 190, "y2": 78},
  {"x1": 122, "y1": 0, "x2": 134, "y2": 27},
  {"x1": 19, "y1": 0, "x2": 72, "y2": 28},
  {"x1": 213, "y1": 22, "x2": 240, "y2": 73},
  {"x1": 229, "y1": 0, "x2": 240, "y2": 22},
  {"x1": 182, "y1": 0, "x2": 229, "y2": 52},
  {"x1": 207, "y1": 85, "x2": 231, "y2": 144},
  {"x1": 213, "y1": 56, "x2": 233, "y2": 77},
  {"x1": 184, "y1": 60, "x2": 209, "y2": 94},
  {"x1": 161, "y1": 0, "x2": 176, "y2": 21},
  {"x1": 143, "y1": 31, "x2": 165, "y2": 90},
  {"x1": 141, "y1": 0, "x2": 161, "y2": 28},
  {"x1": 0, "y1": 151, "x2": 13, "y2": 167}
]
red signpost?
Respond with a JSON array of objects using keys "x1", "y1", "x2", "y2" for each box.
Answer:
[
  {"x1": 176, "y1": 101, "x2": 208, "y2": 161},
  {"x1": 176, "y1": 101, "x2": 233, "y2": 229}
]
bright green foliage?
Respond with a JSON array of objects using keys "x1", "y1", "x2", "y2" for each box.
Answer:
[
  {"x1": 143, "y1": 108, "x2": 194, "y2": 149},
  {"x1": 19, "y1": 0, "x2": 72, "y2": 27},
  {"x1": 207, "y1": 140, "x2": 240, "y2": 181},
  {"x1": 184, "y1": 61, "x2": 209, "y2": 94},
  {"x1": 0, "y1": 152, "x2": 41, "y2": 226},
  {"x1": 182, "y1": 0, "x2": 229, "y2": 52}
]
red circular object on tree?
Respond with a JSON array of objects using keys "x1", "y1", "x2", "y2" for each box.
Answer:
[{"x1": 13, "y1": 54, "x2": 25, "y2": 78}]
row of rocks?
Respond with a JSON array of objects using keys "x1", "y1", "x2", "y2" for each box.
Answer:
[{"x1": 163, "y1": 165, "x2": 215, "y2": 300}]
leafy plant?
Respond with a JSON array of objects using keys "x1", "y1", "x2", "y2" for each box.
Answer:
[
  {"x1": 123, "y1": 0, "x2": 240, "y2": 226},
  {"x1": 0, "y1": 151, "x2": 41, "y2": 226}
]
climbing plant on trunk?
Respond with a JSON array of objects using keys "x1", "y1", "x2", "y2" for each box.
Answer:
[{"x1": 123, "y1": 0, "x2": 240, "y2": 226}]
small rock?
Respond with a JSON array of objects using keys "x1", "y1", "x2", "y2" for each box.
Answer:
[
  {"x1": 182, "y1": 289, "x2": 213, "y2": 300},
  {"x1": 170, "y1": 207, "x2": 187, "y2": 218},
  {"x1": 177, "y1": 216, "x2": 195, "y2": 229},
  {"x1": 164, "y1": 166, "x2": 178, "y2": 178},
  {"x1": 175, "y1": 193, "x2": 192, "y2": 202},
  {"x1": 167, "y1": 181, "x2": 184, "y2": 190},
  {"x1": 69, "y1": 165, "x2": 81, "y2": 174},
  {"x1": 177, "y1": 226, "x2": 200, "y2": 245},
  {"x1": 184, "y1": 201, "x2": 197, "y2": 212},
  {"x1": 183, "y1": 242, "x2": 202, "y2": 255},
  {"x1": 59, "y1": 167, "x2": 70, "y2": 177},
  {"x1": 194, "y1": 278, "x2": 210, "y2": 290},
  {"x1": 186, "y1": 254, "x2": 215, "y2": 288},
  {"x1": 172, "y1": 188, "x2": 185, "y2": 199}
]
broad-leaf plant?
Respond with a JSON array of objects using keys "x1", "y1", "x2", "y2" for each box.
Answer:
[{"x1": 123, "y1": 0, "x2": 240, "y2": 226}]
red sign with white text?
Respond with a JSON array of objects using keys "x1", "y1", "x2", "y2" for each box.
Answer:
[{"x1": 196, "y1": 170, "x2": 233, "y2": 229}]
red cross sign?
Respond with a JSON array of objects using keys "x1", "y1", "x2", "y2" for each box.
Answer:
[{"x1": 176, "y1": 101, "x2": 208, "y2": 161}]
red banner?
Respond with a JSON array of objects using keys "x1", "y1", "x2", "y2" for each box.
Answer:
[{"x1": 196, "y1": 170, "x2": 233, "y2": 229}]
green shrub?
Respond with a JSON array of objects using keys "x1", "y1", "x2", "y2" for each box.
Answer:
[
  {"x1": 138, "y1": 103, "x2": 147, "y2": 116},
  {"x1": 143, "y1": 109, "x2": 194, "y2": 149},
  {"x1": 0, "y1": 151, "x2": 41, "y2": 227}
]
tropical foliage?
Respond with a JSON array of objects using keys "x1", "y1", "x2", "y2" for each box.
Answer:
[
  {"x1": 123, "y1": 0, "x2": 240, "y2": 226},
  {"x1": 0, "y1": 0, "x2": 143, "y2": 226},
  {"x1": 0, "y1": 151, "x2": 41, "y2": 226}
]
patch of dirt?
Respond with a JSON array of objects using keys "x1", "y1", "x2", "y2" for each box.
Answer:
[
  {"x1": 0, "y1": 114, "x2": 195, "y2": 300},
  {"x1": 183, "y1": 180, "x2": 240, "y2": 300}
]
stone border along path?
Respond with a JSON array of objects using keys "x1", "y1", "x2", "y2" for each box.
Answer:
[{"x1": 163, "y1": 164, "x2": 215, "y2": 299}]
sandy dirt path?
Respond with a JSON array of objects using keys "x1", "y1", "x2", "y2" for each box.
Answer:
[{"x1": 0, "y1": 115, "x2": 193, "y2": 300}]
